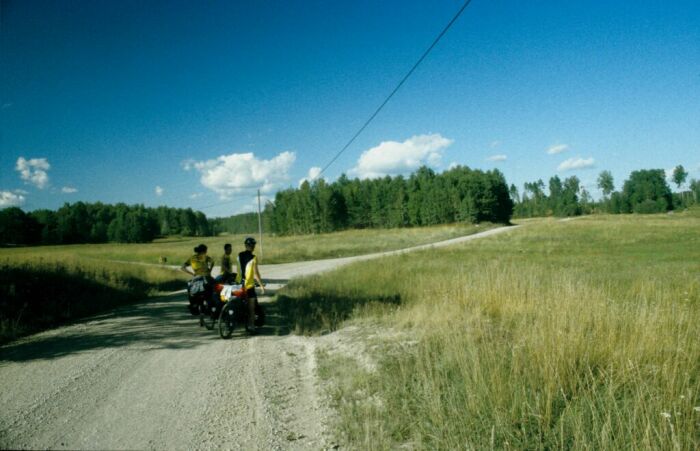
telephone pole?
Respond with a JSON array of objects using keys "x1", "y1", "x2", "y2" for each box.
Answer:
[{"x1": 257, "y1": 189, "x2": 263, "y2": 262}]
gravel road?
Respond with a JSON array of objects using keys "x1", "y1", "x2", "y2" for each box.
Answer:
[{"x1": 0, "y1": 225, "x2": 518, "y2": 450}]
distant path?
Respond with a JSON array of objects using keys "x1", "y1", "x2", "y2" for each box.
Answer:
[
  {"x1": 0, "y1": 224, "x2": 519, "y2": 450},
  {"x1": 260, "y1": 224, "x2": 519, "y2": 280}
]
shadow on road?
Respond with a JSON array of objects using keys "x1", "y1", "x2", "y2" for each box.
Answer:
[
  {"x1": 0, "y1": 291, "x2": 296, "y2": 363},
  {"x1": 0, "y1": 293, "x2": 214, "y2": 362}
]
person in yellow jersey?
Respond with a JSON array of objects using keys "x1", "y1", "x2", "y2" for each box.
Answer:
[
  {"x1": 182, "y1": 244, "x2": 215, "y2": 315},
  {"x1": 215, "y1": 243, "x2": 236, "y2": 284},
  {"x1": 236, "y1": 237, "x2": 265, "y2": 333},
  {"x1": 181, "y1": 244, "x2": 214, "y2": 277}
]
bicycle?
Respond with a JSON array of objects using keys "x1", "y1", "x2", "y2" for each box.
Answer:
[{"x1": 218, "y1": 288, "x2": 265, "y2": 339}]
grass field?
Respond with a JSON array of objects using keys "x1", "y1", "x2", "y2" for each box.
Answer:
[
  {"x1": 279, "y1": 213, "x2": 700, "y2": 449},
  {"x1": 0, "y1": 257, "x2": 188, "y2": 343},
  {"x1": 0, "y1": 222, "x2": 492, "y2": 266},
  {"x1": 0, "y1": 222, "x2": 490, "y2": 343}
]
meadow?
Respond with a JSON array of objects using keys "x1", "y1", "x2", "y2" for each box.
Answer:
[
  {"x1": 0, "y1": 222, "x2": 488, "y2": 343},
  {"x1": 0, "y1": 257, "x2": 188, "y2": 343},
  {"x1": 278, "y1": 212, "x2": 700, "y2": 449},
  {"x1": 0, "y1": 222, "x2": 490, "y2": 266}
]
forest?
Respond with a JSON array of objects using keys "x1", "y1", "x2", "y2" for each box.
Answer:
[
  {"x1": 0, "y1": 203, "x2": 211, "y2": 246},
  {"x1": 2, "y1": 165, "x2": 698, "y2": 245},
  {"x1": 268, "y1": 165, "x2": 513, "y2": 235},
  {"x1": 511, "y1": 167, "x2": 698, "y2": 218}
]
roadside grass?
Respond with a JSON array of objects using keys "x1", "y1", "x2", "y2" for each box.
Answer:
[
  {"x1": 0, "y1": 222, "x2": 493, "y2": 266},
  {"x1": 0, "y1": 223, "x2": 491, "y2": 343},
  {"x1": 281, "y1": 213, "x2": 700, "y2": 449},
  {"x1": 0, "y1": 256, "x2": 188, "y2": 344}
]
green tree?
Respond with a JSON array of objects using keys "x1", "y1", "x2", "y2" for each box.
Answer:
[
  {"x1": 0, "y1": 207, "x2": 41, "y2": 245},
  {"x1": 548, "y1": 176, "x2": 563, "y2": 216},
  {"x1": 31, "y1": 209, "x2": 58, "y2": 244},
  {"x1": 561, "y1": 176, "x2": 581, "y2": 217},
  {"x1": 597, "y1": 170, "x2": 615, "y2": 197},
  {"x1": 672, "y1": 165, "x2": 689, "y2": 207},
  {"x1": 179, "y1": 209, "x2": 197, "y2": 236},
  {"x1": 509, "y1": 184, "x2": 520, "y2": 204},
  {"x1": 596, "y1": 170, "x2": 615, "y2": 212},
  {"x1": 689, "y1": 179, "x2": 699, "y2": 204},
  {"x1": 621, "y1": 169, "x2": 672, "y2": 213},
  {"x1": 672, "y1": 165, "x2": 688, "y2": 191}
]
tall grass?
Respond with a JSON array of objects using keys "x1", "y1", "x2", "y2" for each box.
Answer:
[
  {"x1": 0, "y1": 222, "x2": 490, "y2": 265},
  {"x1": 283, "y1": 214, "x2": 700, "y2": 449},
  {"x1": 0, "y1": 256, "x2": 187, "y2": 343}
]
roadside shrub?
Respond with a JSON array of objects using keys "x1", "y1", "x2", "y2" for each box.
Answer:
[
  {"x1": 0, "y1": 259, "x2": 186, "y2": 343},
  {"x1": 633, "y1": 198, "x2": 667, "y2": 214}
]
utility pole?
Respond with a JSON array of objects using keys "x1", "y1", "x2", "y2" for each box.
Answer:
[{"x1": 257, "y1": 189, "x2": 263, "y2": 262}]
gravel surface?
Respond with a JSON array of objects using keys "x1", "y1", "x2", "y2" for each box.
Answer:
[{"x1": 0, "y1": 225, "x2": 518, "y2": 450}]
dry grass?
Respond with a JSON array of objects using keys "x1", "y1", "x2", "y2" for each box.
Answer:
[
  {"x1": 286, "y1": 213, "x2": 700, "y2": 449},
  {"x1": 0, "y1": 222, "x2": 491, "y2": 265},
  {"x1": 0, "y1": 256, "x2": 188, "y2": 343}
]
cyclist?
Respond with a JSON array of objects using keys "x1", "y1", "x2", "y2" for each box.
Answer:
[
  {"x1": 215, "y1": 243, "x2": 236, "y2": 284},
  {"x1": 181, "y1": 244, "x2": 215, "y2": 315},
  {"x1": 236, "y1": 237, "x2": 265, "y2": 332},
  {"x1": 181, "y1": 244, "x2": 214, "y2": 277}
]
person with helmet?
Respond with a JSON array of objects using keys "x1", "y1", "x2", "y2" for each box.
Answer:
[{"x1": 236, "y1": 237, "x2": 265, "y2": 332}]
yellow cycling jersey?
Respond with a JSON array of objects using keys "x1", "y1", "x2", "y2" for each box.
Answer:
[
  {"x1": 184, "y1": 254, "x2": 213, "y2": 276},
  {"x1": 236, "y1": 250, "x2": 257, "y2": 290},
  {"x1": 221, "y1": 254, "x2": 233, "y2": 275}
]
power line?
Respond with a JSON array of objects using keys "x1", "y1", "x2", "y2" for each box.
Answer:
[
  {"x1": 169, "y1": 0, "x2": 474, "y2": 214},
  {"x1": 315, "y1": 0, "x2": 474, "y2": 179}
]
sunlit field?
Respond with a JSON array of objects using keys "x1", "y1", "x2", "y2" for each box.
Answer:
[
  {"x1": 0, "y1": 223, "x2": 491, "y2": 343},
  {"x1": 279, "y1": 213, "x2": 700, "y2": 449},
  {"x1": 0, "y1": 222, "x2": 493, "y2": 265}
]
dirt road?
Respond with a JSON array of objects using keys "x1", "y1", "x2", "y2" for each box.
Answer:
[{"x1": 0, "y1": 225, "x2": 518, "y2": 450}]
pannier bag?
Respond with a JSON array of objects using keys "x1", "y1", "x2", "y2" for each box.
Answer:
[{"x1": 188, "y1": 275, "x2": 209, "y2": 296}]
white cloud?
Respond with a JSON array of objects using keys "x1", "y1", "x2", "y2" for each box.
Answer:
[
  {"x1": 0, "y1": 190, "x2": 25, "y2": 207},
  {"x1": 187, "y1": 151, "x2": 296, "y2": 198},
  {"x1": 16, "y1": 157, "x2": 50, "y2": 189},
  {"x1": 155, "y1": 186, "x2": 164, "y2": 196},
  {"x1": 189, "y1": 192, "x2": 203, "y2": 199},
  {"x1": 181, "y1": 159, "x2": 196, "y2": 171},
  {"x1": 299, "y1": 166, "x2": 322, "y2": 186},
  {"x1": 486, "y1": 154, "x2": 507, "y2": 162},
  {"x1": 547, "y1": 144, "x2": 569, "y2": 155},
  {"x1": 61, "y1": 186, "x2": 78, "y2": 194},
  {"x1": 558, "y1": 157, "x2": 596, "y2": 171},
  {"x1": 490, "y1": 140, "x2": 502, "y2": 148},
  {"x1": 349, "y1": 134, "x2": 453, "y2": 179}
]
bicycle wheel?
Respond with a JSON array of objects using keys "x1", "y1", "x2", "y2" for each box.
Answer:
[
  {"x1": 254, "y1": 303, "x2": 265, "y2": 327},
  {"x1": 218, "y1": 303, "x2": 236, "y2": 339},
  {"x1": 202, "y1": 301, "x2": 216, "y2": 330}
]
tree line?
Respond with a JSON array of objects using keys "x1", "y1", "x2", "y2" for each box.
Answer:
[
  {"x1": 3, "y1": 165, "x2": 697, "y2": 245},
  {"x1": 267, "y1": 166, "x2": 513, "y2": 235},
  {"x1": 209, "y1": 212, "x2": 261, "y2": 235},
  {"x1": 510, "y1": 165, "x2": 699, "y2": 218},
  {"x1": 0, "y1": 202, "x2": 212, "y2": 246}
]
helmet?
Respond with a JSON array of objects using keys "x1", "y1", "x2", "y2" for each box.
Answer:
[{"x1": 244, "y1": 237, "x2": 256, "y2": 247}]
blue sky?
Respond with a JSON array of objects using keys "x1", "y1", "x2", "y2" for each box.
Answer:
[{"x1": 2, "y1": 0, "x2": 699, "y2": 217}]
